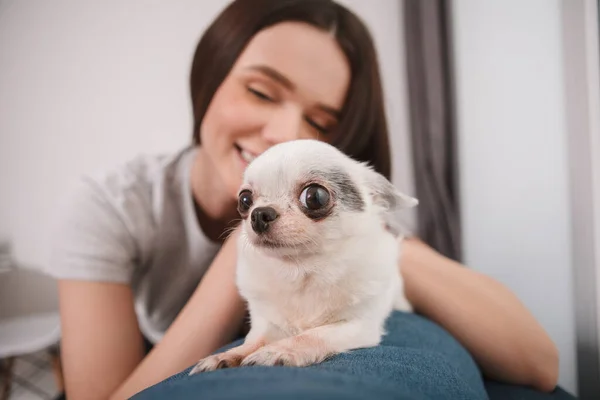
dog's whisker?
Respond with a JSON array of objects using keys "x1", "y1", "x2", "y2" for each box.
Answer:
[{"x1": 219, "y1": 220, "x2": 243, "y2": 241}]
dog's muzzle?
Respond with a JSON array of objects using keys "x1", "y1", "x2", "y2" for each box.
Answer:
[{"x1": 251, "y1": 206, "x2": 279, "y2": 234}]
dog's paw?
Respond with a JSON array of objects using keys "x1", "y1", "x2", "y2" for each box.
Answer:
[
  {"x1": 241, "y1": 344, "x2": 326, "y2": 368},
  {"x1": 189, "y1": 352, "x2": 244, "y2": 375}
]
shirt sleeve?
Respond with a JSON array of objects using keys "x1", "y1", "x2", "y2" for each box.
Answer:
[{"x1": 45, "y1": 175, "x2": 143, "y2": 284}]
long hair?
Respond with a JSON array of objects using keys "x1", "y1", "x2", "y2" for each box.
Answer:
[{"x1": 189, "y1": 0, "x2": 392, "y2": 180}]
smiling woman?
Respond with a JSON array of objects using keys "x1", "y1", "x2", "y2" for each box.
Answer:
[
  {"x1": 48, "y1": 1, "x2": 398, "y2": 398},
  {"x1": 45, "y1": 0, "x2": 564, "y2": 399}
]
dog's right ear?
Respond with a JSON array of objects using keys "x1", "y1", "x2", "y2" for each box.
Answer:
[{"x1": 364, "y1": 167, "x2": 418, "y2": 237}]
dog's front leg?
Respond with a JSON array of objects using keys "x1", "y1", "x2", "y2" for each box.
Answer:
[
  {"x1": 189, "y1": 315, "x2": 278, "y2": 374},
  {"x1": 241, "y1": 320, "x2": 381, "y2": 368}
]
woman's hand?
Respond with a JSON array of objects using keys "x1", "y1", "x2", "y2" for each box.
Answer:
[
  {"x1": 58, "y1": 227, "x2": 246, "y2": 400},
  {"x1": 399, "y1": 238, "x2": 559, "y2": 392}
]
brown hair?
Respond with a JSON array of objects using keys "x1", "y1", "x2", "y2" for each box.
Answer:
[{"x1": 189, "y1": 0, "x2": 392, "y2": 180}]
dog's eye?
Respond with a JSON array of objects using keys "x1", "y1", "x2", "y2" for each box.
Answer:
[
  {"x1": 300, "y1": 185, "x2": 330, "y2": 210},
  {"x1": 238, "y1": 190, "x2": 253, "y2": 213}
]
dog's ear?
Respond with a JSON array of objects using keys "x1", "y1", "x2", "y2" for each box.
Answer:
[{"x1": 364, "y1": 167, "x2": 418, "y2": 237}]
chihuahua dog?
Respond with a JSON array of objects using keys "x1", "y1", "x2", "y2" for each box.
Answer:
[{"x1": 190, "y1": 139, "x2": 418, "y2": 374}]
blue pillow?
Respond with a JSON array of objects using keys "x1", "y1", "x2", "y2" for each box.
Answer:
[{"x1": 134, "y1": 311, "x2": 488, "y2": 399}]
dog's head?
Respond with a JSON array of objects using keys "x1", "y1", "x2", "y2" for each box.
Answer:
[{"x1": 237, "y1": 139, "x2": 418, "y2": 258}]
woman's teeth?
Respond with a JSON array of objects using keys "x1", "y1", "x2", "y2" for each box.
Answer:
[{"x1": 241, "y1": 149, "x2": 256, "y2": 163}]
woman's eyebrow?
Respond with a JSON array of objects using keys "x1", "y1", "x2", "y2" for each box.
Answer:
[
  {"x1": 317, "y1": 105, "x2": 341, "y2": 118},
  {"x1": 246, "y1": 65, "x2": 295, "y2": 90},
  {"x1": 246, "y1": 64, "x2": 342, "y2": 118}
]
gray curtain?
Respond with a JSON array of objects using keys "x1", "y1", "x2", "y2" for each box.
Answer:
[{"x1": 403, "y1": 0, "x2": 462, "y2": 261}]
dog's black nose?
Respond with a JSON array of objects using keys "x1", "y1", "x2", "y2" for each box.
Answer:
[{"x1": 251, "y1": 206, "x2": 279, "y2": 234}]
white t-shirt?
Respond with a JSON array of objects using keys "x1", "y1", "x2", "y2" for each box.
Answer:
[{"x1": 46, "y1": 146, "x2": 221, "y2": 343}]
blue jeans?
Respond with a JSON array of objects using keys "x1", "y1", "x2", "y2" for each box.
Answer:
[{"x1": 133, "y1": 312, "x2": 577, "y2": 400}]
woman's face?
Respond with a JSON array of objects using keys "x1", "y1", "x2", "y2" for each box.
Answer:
[{"x1": 199, "y1": 21, "x2": 351, "y2": 199}]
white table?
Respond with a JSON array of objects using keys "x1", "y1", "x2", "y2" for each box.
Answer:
[{"x1": 0, "y1": 265, "x2": 62, "y2": 399}]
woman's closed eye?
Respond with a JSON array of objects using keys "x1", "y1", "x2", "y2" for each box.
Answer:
[
  {"x1": 247, "y1": 86, "x2": 276, "y2": 102},
  {"x1": 305, "y1": 117, "x2": 330, "y2": 135}
]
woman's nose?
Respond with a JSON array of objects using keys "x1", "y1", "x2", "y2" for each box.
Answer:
[{"x1": 261, "y1": 106, "x2": 303, "y2": 145}]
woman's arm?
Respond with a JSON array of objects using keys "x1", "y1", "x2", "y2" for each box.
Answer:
[
  {"x1": 110, "y1": 230, "x2": 246, "y2": 399},
  {"x1": 399, "y1": 238, "x2": 559, "y2": 392},
  {"x1": 58, "y1": 280, "x2": 145, "y2": 399},
  {"x1": 58, "y1": 230, "x2": 246, "y2": 400}
]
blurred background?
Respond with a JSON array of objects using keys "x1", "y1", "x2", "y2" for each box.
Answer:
[{"x1": 1, "y1": 0, "x2": 599, "y2": 398}]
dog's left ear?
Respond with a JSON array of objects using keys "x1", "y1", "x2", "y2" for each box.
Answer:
[{"x1": 364, "y1": 168, "x2": 418, "y2": 237}]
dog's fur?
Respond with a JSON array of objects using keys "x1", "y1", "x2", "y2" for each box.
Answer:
[{"x1": 190, "y1": 139, "x2": 418, "y2": 374}]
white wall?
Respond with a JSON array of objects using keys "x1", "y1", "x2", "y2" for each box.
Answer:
[
  {"x1": 0, "y1": 0, "x2": 412, "y2": 268},
  {"x1": 452, "y1": 0, "x2": 577, "y2": 394}
]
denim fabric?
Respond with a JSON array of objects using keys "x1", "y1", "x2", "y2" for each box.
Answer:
[
  {"x1": 485, "y1": 381, "x2": 576, "y2": 400},
  {"x1": 133, "y1": 312, "x2": 577, "y2": 400}
]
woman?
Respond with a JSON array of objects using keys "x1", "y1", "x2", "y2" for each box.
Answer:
[{"x1": 48, "y1": 0, "x2": 560, "y2": 399}]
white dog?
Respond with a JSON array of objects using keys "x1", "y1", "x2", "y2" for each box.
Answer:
[{"x1": 190, "y1": 139, "x2": 418, "y2": 374}]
